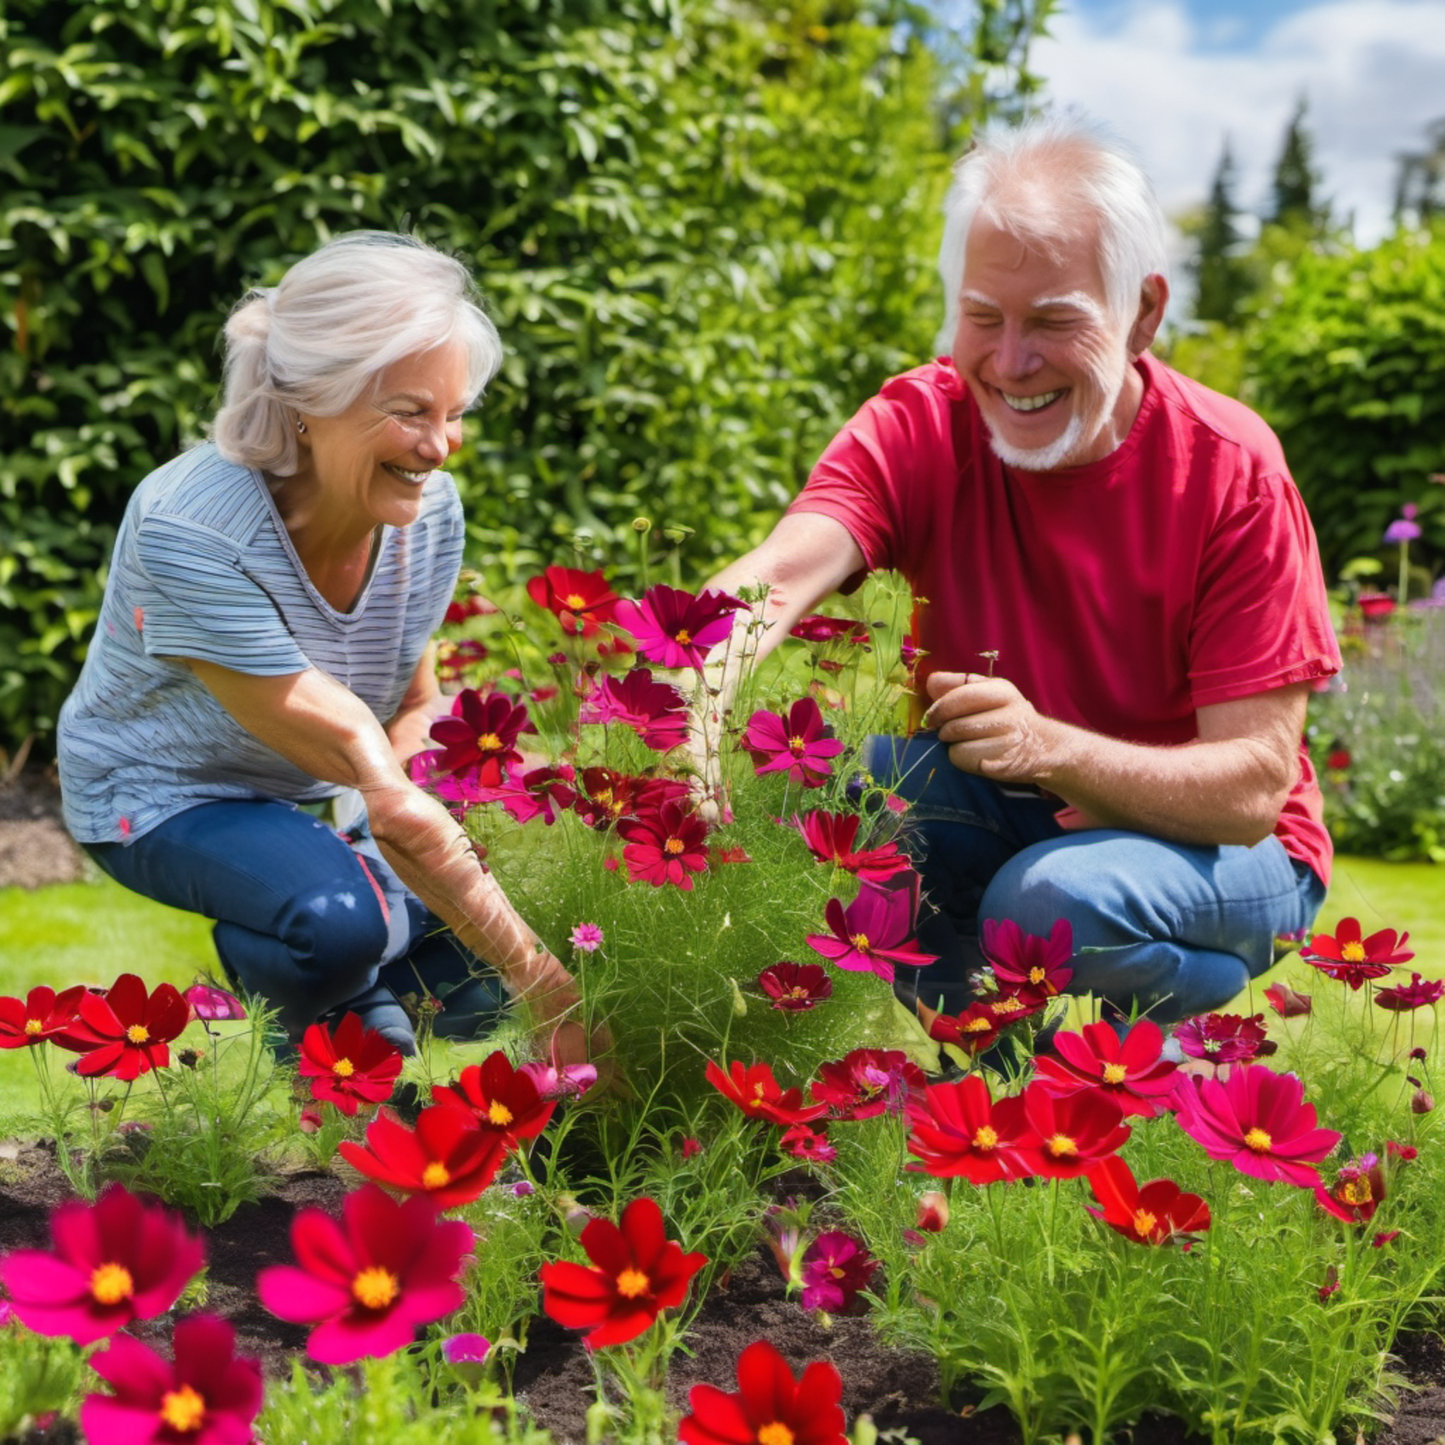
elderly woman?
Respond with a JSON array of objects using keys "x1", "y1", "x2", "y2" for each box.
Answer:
[{"x1": 57, "y1": 232, "x2": 584, "y2": 1058}]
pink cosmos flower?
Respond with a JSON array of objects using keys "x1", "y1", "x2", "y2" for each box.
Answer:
[
  {"x1": 182, "y1": 982, "x2": 247, "y2": 1022},
  {"x1": 570, "y1": 922, "x2": 605, "y2": 953},
  {"x1": 811, "y1": 1048, "x2": 925, "y2": 1121},
  {"x1": 800, "y1": 1231, "x2": 876, "y2": 1313},
  {"x1": 780, "y1": 1125, "x2": 837, "y2": 1163},
  {"x1": 806, "y1": 873, "x2": 937, "y2": 985},
  {"x1": 518, "y1": 1051, "x2": 599, "y2": 1102},
  {"x1": 81, "y1": 1313, "x2": 262, "y2": 1445},
  {"x1": 1373, "y1": 973, "x2": 1445, "y2": 1011},
  {"x1": 1264, "y1": 982, "x2": 1312, "y2": 1018},
  {"x1": 468, "y1": 763, "x2": 576, "y2": 827},
  {"x1": 525, "y1": 566, "x2": 620, "y2": 637},
  {"x1": 1032, "y1": 1018, "x2": 1181, "y2": 1118},
  {"x1": 1301, "y1": 917, "x2": 1413, "y2": 989},
  {"x1": 1174, "y1": 1012, "x2": 1273, "y2": 1065},
  {"x1": 757, "y1": 961, "x2": 834, "y2": 1011},
  {"x1": 428, "y1": 689, "x2": 535, "y2": 785},
  {"x1": 579, "y1": 669, "x2": 690, "y2": 751},
  {"x1": 982, "y1": 918, "x2": 1074, "y2": 1005},
  {"x1": 791, "y1": 810, "x2": 912, "y2": 882},
  {"x1": 257, "y1": 1185, "x2": 474, "y2": 1364},
  {"x1": 1174, "y1": 1065, "x2": 1342, "y2": 1186},
  {"x1": 740, "y1": 697, "x2": 845, "y2": 787},
  {"x1": 442, "y1": 1331, "x2": 492, "y2": 1366},
  {"x1": 618, "y1": 800, "x2": 711, "y2": 889},
  {"x1": 0, "y1": 1184, "x2": 205, "y2": 1345},
  {"x1": 612, "y1": 584, "x2": 744, "y2": 670}
]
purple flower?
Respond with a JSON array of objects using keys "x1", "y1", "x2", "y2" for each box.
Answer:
[
  {"x1": 800, "y1": 1231, "x2": 877, "y2": 1312},
  {"x1": 570, "y1": 923, "x2": 605, "y2": 953},
  {"x1": 182, "y1": 983, "x2": 248, "y2": 1022},
  {"x1": 1384, "y1": 504, "x2": 1422, "y2": 544},
  {"x1": 442, "y1": 1332, "x2": 492, "y2": 1366}
]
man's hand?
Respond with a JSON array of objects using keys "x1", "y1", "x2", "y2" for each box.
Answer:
[{"x1": 921, "y1": 671, "x2": 1060, "y2": 784}]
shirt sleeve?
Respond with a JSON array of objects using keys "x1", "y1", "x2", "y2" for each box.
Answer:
[
  {"x1": 1188, "y1": 470, "x2": 1341, "y2": 708},
  {"x1": 132, "y1": 514, "x2": 311, "y2": 675}
]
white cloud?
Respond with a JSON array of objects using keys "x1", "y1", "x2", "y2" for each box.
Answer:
[{"x1": 1030, "y1": 0, "x2": 1445, "y2": 246}]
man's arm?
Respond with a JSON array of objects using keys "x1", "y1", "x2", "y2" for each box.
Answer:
[{"x1": 923, "y1": 672, "x2": 1311, "y2": 847}]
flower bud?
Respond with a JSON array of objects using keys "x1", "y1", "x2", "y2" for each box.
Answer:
[
  {"x1": 1412, "y1": 1088, "x2": 1434, "y2": 1115},
  {"x1": 915, "y1": 1191, "x2": 950, "y2": 1234},
  {"x1": 631, "y1": 517, "x2": 652, "y2": 534}
]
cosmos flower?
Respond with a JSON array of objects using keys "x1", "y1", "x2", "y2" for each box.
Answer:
[
  {"x1": 570, "y1": 922, "x2": 605, "y2": 953},
  {"x1": 705, "y1": 1060, "x2": 829, "y2": 1127},
  {"x1": 789, "y1": 614, "x2": 868, "y2": 645},
  {"x1": 618, "y1": 799, "x2": 711, "y2": 889},
  {"x1": 579, "y1": 669, "x2": 690, "y2": 751},
  {"x1": 678, "y1": 1339, "x2": 847, "y2": 1445},
  {"x1": 790, "y1": 810, "x2": 911, "y2": 882},
  {"x1": 51, "y1": 973, "x2": 191, "y2": 1081},
  {"x1": 1264, "y1": 982, "x2": 1312, "y2": 1018},
  {"x1": 1031, "y1": 1018, "x2": 1181, "y2": 1118},
  {"x1": 0, "y1": 984, "x2": 85, "y2": 1049},
  {"x1": 613, "y1": 585, "x2": 744, "y2": 671},
  {"x1": 740, "y1": 698, "x2": 845, "y2": 787},
  {"x1": 1314, "y1": 1154, "x2": 1386, "y2": 1225},
  {"x1": 1014, "y1": 1082, "x2": 1132, "y2": 1180},
  {"x1": 1085, "y1": 1155, "x2": 1210, "y2": 1247},
  {"x1": 1300, "y1": 917, "x2": 1413, "y2": 989},
  {"x1": 779, "y1": 1125, "x2": 837, "y2": 1164},
  {"x1": 927, "y1": 1001, "x2": 1008, "y2": 1056},
  {"x1": 182, "y1": 982, "x2": 248, "y2": 1023},
  {"x1": 810, "y1": 1048, "x2": 925, "y2": 1121},
  {"x1": 297, "y1": 1012, "x2": 404, "y2": 1117},
  {"x1": 982, "y1": 918, "x2": 1073, "y2": 1005},
  {"x1": 904, "y1": 1074, "x2": 1033, "y2": 1185},
  {"x1": 337, "y1": 1105, "x2": 509, "y2": 1209},
  {"x1": 573, "y1": 768, "x2": 690, "y2": 830},
  {"x1": 428, "y1": 689, "x2": 535, "y2": 785},
  {"x1": 805, "y1": 873, "x2": 936, "y2": 985},
  {"x1": 1174, "y1": 1012, "x2": 1273, "y2": 1065},
  {"x1": 430, "y1": 1051, "x2": 557, "y2": 1148},
  {"x1": 757, "y1": 961, "x2": 834, "y2": 1012},
  {"x1": 1373, "y1": 973, "x2": 1445, "y2": 1012},
  {"x1": 525, "y1": 566, "x2": 620, "y2": 637},
  {"x1": 799, "y1": 1231, "x2": 876, "y2": 1313}
]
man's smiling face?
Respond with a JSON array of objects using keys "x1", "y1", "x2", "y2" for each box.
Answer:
[{"x1": 951, "y1": 215, "x2": 1142, "y2": 472}]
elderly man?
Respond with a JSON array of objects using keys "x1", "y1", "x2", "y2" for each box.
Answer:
[{"x1": 706, "y1": 117, "x2": 1340, "y2": 1024}]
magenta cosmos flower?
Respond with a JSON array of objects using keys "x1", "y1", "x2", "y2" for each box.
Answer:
[
  {"x1": 806, "y1": 873, "x2": 936, "y2": 984},
  {"x1": 613, "y1": 584, "x2": 744, "y2": 670},
  {"x1": 811, "y1": 1047, "x2": 925, "y2": 1121},
  {"x1": 1031, "y1": 1018, "x2": 1181, "y2": 1118},
  {"x1": 182, "y1": 982, "x2": 247, "y2": 1023},
  {"x1": 1300, "y1": 916, "x2": 1413, "y2": 989},
  {"x1": 1174, "y1": 1065, "x2": 1342, "y2": 1186},
  {"x1": 800, "y1": 1231, "x2": 876, "y2": 1312},
  {"x1": 1174, "y1": 1012, "x2": 1273, "y2": 1065},
  {"x1": 257, "y1": 1185, "x2": 474, "y2": 1364},
  {"x1": 428, "y1": 689, "x2": 535, "y2": 785},
  {"x1": 0, "y1": 1183, "x2": 205, "y2": 1345},
  {"x1": 791, "y1": 810, "x2": 912, "y2": 882},
  {"x1": 618, "y1": 799, "x2": 711, "y2": 889},
  {"x1": 757, "y1": 961, "x2": 833, "y2": 1011},
  {"x1": 579, "y1": 668, "x2": 689, "y2": 751},
  {"x1": 570, "y1": 922, "x2": 605, "y2": 952},
  {"x1": 1314, "y1": 1154, "x2": 1386, "y2": 1225},
  {"x1": 1374, "y1": 973, "x2": 1445, "y2": 1011},
  {"x1": 982, "y1": 917, "x2": 1074, "y2": 1005},
  {"x1": 740, "y1": 697, "x2": 845, "y2": 787},
  {"x1": 82, "y1": 1313, "x2": 262, "y2": 1445}
]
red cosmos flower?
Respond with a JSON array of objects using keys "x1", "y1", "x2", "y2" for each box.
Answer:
[
  {"x1": 780, "y1": 1125, "x2": 837, "y2": 1163},
  {"x1": 82, "y1": 1313, "x2": 262, "y2": 1445},
  {"x1": 1301, "y1": 916, "x2": 1414, "y2": 989},
  {"x1": 540, "y1": 1196, "x2": 707, "y2": 1348},
  {"x1": 618, "y1": 799, "x2": 711, "y2": 890},
  {"x1": 257, "y1": 1184, "x2": 474, "y2": 1364},
  {"x1": 705, "y1": 1060, "x2": 829, "y2": 1126},
  {"x1": 983, "y1": 918, "x2": 1074, "y2": 1005},
  {"x1": 436, "y1": 638, "x2": 490, "y2": 685},
  {"x1": 526, "y1": 566, "x2": 620, "y2": 637},
  {"x1": 1032, "y1": 1018, "x2": 1181, "y2": 1118},
  {"x1": 757, "y1": 961, "x2": 833, "y2": 1011},
  {"x1": 580, "y1": 668, "x2": 690, "y2": 751},
  {"x1": 904, "y1": 1074, "x2": 1034, "y2": 1185},
  {"x1": 928, "y1": 1001, "x2": 1008, "y2": 1055},
  {"x1": 679, "y1": 1339, "x2": 847, "y2": 1445},
  {"x1": 428, "y1": 689, "x2": 535, "y2": 785},
  {"x1": 1373, "y1": 973, "x2": 1445, "y2": 1011},
  {"x1": 0, "y1": 984, "x2": 85, "y2": 1048},
  {"x1": 52, "y1": 973, "x2": 190, "y2": 1081},
  {"x1": 789, "y1": 614, "x2": 868, "y2": 645},
  {"x1": 297, "y1": 1012, "x2": 404, "y2": 1117},
  {"x1": 443, "y1": 592, "x2": 493, "y2": 625},
  {"x1": 613, "y1": 584, "x2": 745, "y2": 671},
  {"x1": 338, "y1": 1105, "x2": 510, "y2": 1209},
  {"x1": 1357, "y1": 591, "x2": 1396, "y2": 620},
  {"x1": 791, "y1": 810, "x2": 912, "y2": 882},
  {"x1": 811, "y1": 1048, "x2": 925, "y2": 1121},
  {"x1": 1314, "y1": 1153, "x2": 1386, "y2": 1224},
  {"x1": 1325, "y1": 748, "x2": 1352, "y2": 771},
  {"x1": 1015, "y1": 1082, "x2": 1132, "y2": 1179},
  {"x1": 1386, "y1": 1141, "x2": 1418, "y2": 1163},
  {"x1": 1085, "y1": 1155, "x2": 1211, "y2": 1247},
  {"x1": 1174, "y1": 1065, "x2": 1342, "y2": 1186},
  {"x1": 430, "y1": 1050, "x2": 557, "y2": 1148},
  {"x1": 1174, "y1": 1012, "x2": 1273, "y2": 1065},
  {"x1": 1264, "y1": 982, "x2": 1313, "y2": 1018},
  {"x1": 800, "y1": 1230, "x2": 877, "y2": 1313},
  {"x1": 573, "y1": 767, "x2": 690, "y2": 830},
  {"x1": 0, "y1": 1184, "x2": 205, "y2": 1345},
  {"x1": 805, "y1": 872, "x2": 937, "y2": 985},
  {"x1": 740, "y1": 697, "x2": 845, "y2": 787}
]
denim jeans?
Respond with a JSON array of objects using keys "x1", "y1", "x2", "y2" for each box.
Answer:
[
  {"x1": 867, "y1": 734, "x2": 1327, "y2": 1023},
  {"x1": 84, "y1": 799, "x2": 503, "y2": 1045}
]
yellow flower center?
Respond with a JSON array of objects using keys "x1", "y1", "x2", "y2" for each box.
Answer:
[
  {"x1": 787, "y1": 987, "x2": 809, "y2": 1001},
  {"x1": 1046, "y1": 1133, "x2": 1078, "y2": 1158},
  {"x1": 24, "y1": 1018, "x2": 43, "y2": 1036},
  {"x1": 158, "y1": 1384, "x2": 206, "y2": 1433},
  {"x1": 1029, "y1": 966, "x2": 1046, "y2": 985},
  {"x1": 972, "y1": 1125, "x2": 998, "y2": 1150},
  {"x1": 332, "y1": 1058, "x2": 355, "y2": 1079},
  {"x1": 478, "y1": 732, "x2": 503, "y2": 751},
  {"x1": 789, "y1": 736, "x2": 807, "y2": 754},
  {"x1": 564, "y1": 593, "x2": 586, "y2": 609},
  {"x1": 664, "y1": 837, "x2": 686, "y2": 855},
  {"x1": 487, "y1": 1100, "x2": 514, "y2": 1127},
  {"x1": 615, "y1": 1268, "x2": 650, "y2": 1299},
  {"x1": 674, "y1": 628, "x2": 692, "y2": 645},
  {"x1": 850, "y1": 933, "x2": 871, "y2": 953},
  {"x1": 1341, "y1": 1178, "x2": 1373, "y2": 1205},
  {"x1": 758, "y1": 1425, "x2": 795, "y2": 1445},
  {"x1": 90, "y1": 1262, "x2": 134, "y2": 1305},
  {"x1": 1102, "y1": 1063, "x2": 1128, "y2": 1085},
  {"x1": 1244, "y1": 1127, "x2": 1272, "y2": 1153},
  {"x1": 992, "y1": 997, "x2": 1024, "y2": 1015},
  {"x1": 963, "y1": 1016, "x2": 991, "y2": 1033},
  {"x1": 1341, "y1": 941, "x2": 1366, "y2": 962},
  {"x1": 829, "y1": 1266, "x2": 846, "y2": 1279},
  {"x1": 352, "y1": 1266, "x2": 400, "y2": 1310},
  {"x1": 126, "y1": 1024, "x2": 151, "y2": 1044},
  {"x1": 1132, "y1": 1208, "x2": 1159, "y2": 1237},
  {"x1": 422, "y1": 1161, "x2": 451, "y2": 1190}
]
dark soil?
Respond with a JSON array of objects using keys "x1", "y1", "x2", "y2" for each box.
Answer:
[
  {"x1": 4, "y1": 1144, "x2": 1445, "y2": 1444},
  {"x1": 0, "y1": 764, "x2": 85, "y2": 891}
]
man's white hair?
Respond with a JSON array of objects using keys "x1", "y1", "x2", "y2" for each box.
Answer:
[{"x1": 935, "y1": 114, "x2": 1170, "y2": 352}]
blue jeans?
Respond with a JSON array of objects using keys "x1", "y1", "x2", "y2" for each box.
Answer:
[
  {"x1": 867, "y1": 735, "x2": 1326, "y2": 1023},
  {"x1": 84, "y1": 799, "x2": 503, "y2": 1047}
]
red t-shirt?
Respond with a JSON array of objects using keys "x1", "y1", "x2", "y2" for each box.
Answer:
[{"x1": 790, "y1": 353, "x2": 1341, "y2": 886}]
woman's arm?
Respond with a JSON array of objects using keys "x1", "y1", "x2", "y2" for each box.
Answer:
[{"x1": 384, "y1": 646, "x2": 450, "y2": 766}]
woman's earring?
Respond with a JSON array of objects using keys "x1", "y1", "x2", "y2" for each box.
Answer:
[{"x1": 296, "y1": 420, "x2": 307, "y2": 434}]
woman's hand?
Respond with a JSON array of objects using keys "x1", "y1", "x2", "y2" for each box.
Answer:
[{"x1": 511, "y1": 950, "x2": 613, "y2": 1072}]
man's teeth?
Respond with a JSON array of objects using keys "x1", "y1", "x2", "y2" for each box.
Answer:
[{"x1": 1003, "y1": 390, "x2": 1064, "y2": 413}]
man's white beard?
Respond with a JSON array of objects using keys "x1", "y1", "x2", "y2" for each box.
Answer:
[{"x1": 986, "y1": 412, "x2": 1085, "y2": 472}]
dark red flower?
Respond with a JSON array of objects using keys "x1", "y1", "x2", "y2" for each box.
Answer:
[
  {"x1": 0, "y1": 1184, "x2": 205, "y2": 1345},
  {"x1": 741, "y1": 698, "x2": 845, "y2": 787},
  {"x1": 258, "y1": 1184, "x2": 474, "y2": 1363},
  {"x1": 1373, "y1": 973, "x2": 1445, "y2": 1012},
  {"x1": 805, "y1": 872, "x2": 937, "y2": 985},
  {"x1": 1301, "y1": 917, "x2": 1413, "y2": 989},
  {"x1": 780, "y1": 1125, "x2": 837, "y2": 1163},
  {"x1": 757, "y1": 962, "x2": 833, "y2": 1011},
  {"x1": 791, "y1": 810, "x2": 912, "y2": 882},
  {"x1": 427, "y1": 688, "x2": 535, "y2": 785},
  {"x1": 1314, "y1": 1153, "x2": 1386, "y2": 1224},
  {"x1": 905, "y1": 1074, "x2": 1034, "y2": 1185},
  {"x1": 928, "y1": 1001, "x2": 1008, "y2": 1055},
  {"x1": 573, "y1": 767, "x2": 690, "y2": 830},
  {"x1": 0, "y1": 984, "x2": 85, "y2": 1049},
  {"x1": 1085, "y1": 1155, "x2": 1210, "y2": 1246},
  {"x1": 579, "y1": 668, "x2": 690, "y2": 751},
  {"x1": 618, "y1": 799, "x2": 711, "y2": 890},
  {"x1": 540, "y1": 1196, "x2": 707, "y2": 1348},
  {"x1": 52, "y1": 973, "x2": 190, "y2": 1080},
  {"x1": 1015, "y1": 1082, "x2": 1131, "y2": 1179},
  {"x1": 1032, "y1": 1018, "x2": 1181, "y2": 1118},
  {"x1": 338, "y1": 1105, "x2": 509, "y2": 1209},
  {"x1": 613, "y1": 585, "x2": 744, "y2": 670},
  {"x1": 526, "y1": 566, "x2": 620, "y2": 637},
  {"x1": 1357, "y1": 592, "x2": 1395, "y2": 620},
  {"x1": 1325, "y1": 748, "x2": 1352, "y2": 771},
  {"x1": 800, "y1": 1230, "x2": 876, "y2": 1312},
  {"x1": 678, "y1": 1338, "x2": 846, "y2": 1445},
  {"x1": 1264, "y1": 982, "x2": 1312, "y2": 1018},
  {"x1": 1386, "y1": 1141, "x2": 1418, "y2": 1163},
  {"x1": 705, "y1": 1060, "x2": 829, "y2": 1127},
  {"x1": 1174, "y1": 1012, "x2": 1272, "y2": 1065},
  {"x1": 811, "y1": 1048, "x2": 925, "y2": 1121},
  {"x1": 789, "y1": 614, "x2": 868, "y2": 645},
  {"x1": 430, "y1": 1050, "x2": 556, "y2": 1148},
  {"x1": 1374, "y1": 1230, "x2": 1400, "y2": 1248},
  {"x1": 297, "y1": 1012, "x2": 404, "y2": 1117},
  {"x1": 982, "y1": 917, "x2": 1074, "y2": 1005}
]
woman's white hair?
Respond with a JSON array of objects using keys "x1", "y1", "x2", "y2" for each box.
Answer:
[
  {"x1": 935, "y1": 114, "x2": 1170, "y2": 352},
  {"x1": 213, "y1": 232, "x2": 503, "y2": 475}
]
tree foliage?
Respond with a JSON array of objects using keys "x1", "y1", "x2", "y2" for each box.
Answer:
[
  {"x1": 1188, "y1": 140, "x2": 1249, "y2": 324},
  {"x1": 1268, "y1": 96, "x2": 1326, "y2": 230},
  {"x1": 0, "y1": 0, "x2": 1051, "y2": 751}
]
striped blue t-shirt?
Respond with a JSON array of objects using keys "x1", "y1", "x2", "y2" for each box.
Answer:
[{"x1": 58, "y1": 443, "x2": 463, "y2": 843}]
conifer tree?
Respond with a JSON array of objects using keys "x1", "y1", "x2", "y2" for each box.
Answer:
[
  {"x1": 1191, "y1": 139, "x2": 1248, "y2": 323},
  {"x1": 1269, "y1": 96, "x2": 1325, "y2": 228}
]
